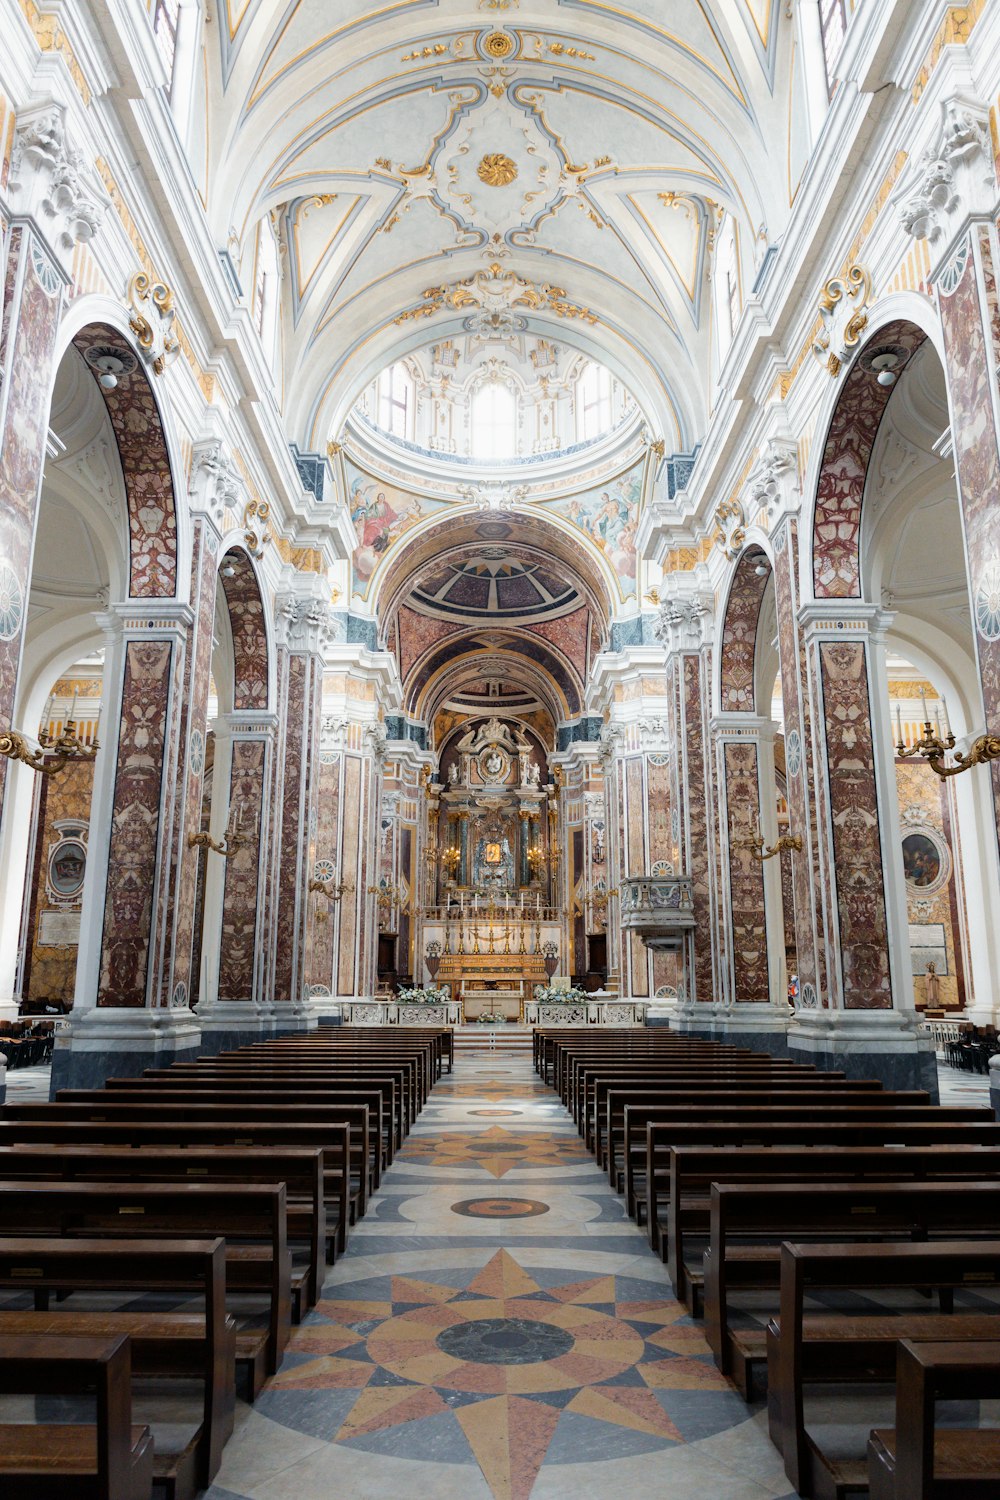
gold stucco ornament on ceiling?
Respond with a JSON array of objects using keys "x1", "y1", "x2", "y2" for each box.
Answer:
[
  {"x1": 483, "y1": 31, "x2": 514, "y2": 58},
  {"x1": 478, "y1": 153, "x2": 518, "y2": 187}
]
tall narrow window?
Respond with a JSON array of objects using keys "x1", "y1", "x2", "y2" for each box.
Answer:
[
  {"x1": 152, "y1": 0, "x2": 181, "y2": 82},
  {"x1": 715, "y1": 216, "x2": 741, "y2": 355},
  {"x1": 819, "y1": 0, "x2": 848, "y2": 92},
  {"x1": 376, "y1": 363, "x2": 414, "y2": 441},
  {"x1": 471, "y1": 381, "x2": 516, "y2": 459},
  {"x1": 576, "y1": 362, "x2": 613, "y2": 442}
]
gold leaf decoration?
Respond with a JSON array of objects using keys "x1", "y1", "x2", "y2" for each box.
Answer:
[{"x1": 477, "y1": 153, "x2": 518, "y2": 187}]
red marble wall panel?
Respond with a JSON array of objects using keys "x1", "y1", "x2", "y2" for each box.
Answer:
[
  {"x1": 217, "y1": 738, "x2": 267, "y2": 1001},
  {"x1": 818, "y1": 640, "x2": 892, "y2": 1009},
  {"x1": 98, "y1": 640, "x2": 173, "y2": 1007},
  {"x1": 220, "y1": 552, "x2": 268, "y2": 710},
  {"x1": 772, "y1": 521, "x2": 823, "y2": 1005},
  {"x1": 273, "y1": 652, "x2": 307, "y2": 1003},
  {"x1": 683, "y1": 653, "x2": 716, "y2": 1002},
  {"x1": 71, "y1": 325, "x2": 178, "y2": 599},
  {"x1": 626, "y1": 756, "x2": 649, "y2": 996},
  {"x1": 812, "y1": 321, "x2": 927, "y2": 598},
  {"x1": 723, "y1": 740, "x2": 770, "y2": 1002},
  {"x1": 938, "y1": 231, "x2": 1000, "y2": 819},
  {"x1": 306, "y1": 752, "x2": 341, "y2": 993},
  {"x1": 167, "y1": 523, "x2": 218, "y2": 1005},
  {"x1": 337, "y1": 756, "x2": 362, "y2": 995},
  {"x1": 719, "y1": 550, "x2": 770, "y2": 712},
  {"x1": 0, "y1": 230, "x2": 63, "y2": 811}
]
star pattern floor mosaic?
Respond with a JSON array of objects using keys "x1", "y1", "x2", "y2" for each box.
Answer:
[{"x1": 202, "y1": 1041, "x2": 801, "y2": 1500}]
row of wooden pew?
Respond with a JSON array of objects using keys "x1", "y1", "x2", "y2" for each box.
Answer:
[
  {"x1": 0, "y1": 1024, "x2": 451, "y2": 1499},
  {"x1": 534, "y1": 1025, "x2": 1000, "y2": 1499}
]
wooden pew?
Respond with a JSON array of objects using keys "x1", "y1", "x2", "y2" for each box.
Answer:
[
  {"x1": 0, "y1": 1120, "x2": 351, "y2": 1257},
  {"x1": 601, "y1": 1084, "x2": 917, "y2": 1186},
  {"x1": 235, "y1": 1041, "x2": 431, "y2": 1112},
  {"x1": 157, "y1": 1061, "x2": 413, "y2": 1139},
  {"x1": 632, "y1": 1105, "x2": 993, "y2": 1231},
  {"x1": 108, "y1": 1072, "x2": 402, "y2": 1158},
  {"x1": 702, "y1": 1180, "x2": 1000, "y2": 1396},
  {"x1": 6, "y1": 1100, "x2": 375, "y2": 1216},
  {"x1": 768, "y1": 1240, "x2": 1000, "y2": 1499},
  {"x1": 0, "y1": 1179, "x2": 290, "y2": 1391},
  {"x1": 595, "y1": 1077, "x2": 894, "y2": 1172},
  {"x1": 315, "y1": 1024, "x2": 454, "y2": 1075},
  {"x1": 868, "y1": 1339, "x2": 1000, "y2": 1499},
  {"x1": 664, "y1": 1144, "x2": 1000, "y2": 1322},
  {"x1": 0, "y1": 1331, "x2": 154, "y2": 1500},
  {"x1": 573, "y1": 1057, "x2": 824, "y2": 1130},
  {"x1": 0, "y1": 1237, "x2": 234, "y2": 1498},
  {"x1": 643, "y1": 1119, "x2": 1000, "y2": 1250},
  {"x1": 54, "y1": 1087, "x2": 389, "y2": 1181},
  {"x1": 0, "y1": 1145, "x2": 326, "y2": 1311}
]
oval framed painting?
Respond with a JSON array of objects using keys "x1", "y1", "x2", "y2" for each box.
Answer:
[{"x1": 901, "y1": 828, "x2": 949, "y2": 896}]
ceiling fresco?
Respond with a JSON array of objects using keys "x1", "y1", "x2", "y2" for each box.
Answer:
[{"x1": 207, "y1": 2, "x2": 794, "y2": 452}]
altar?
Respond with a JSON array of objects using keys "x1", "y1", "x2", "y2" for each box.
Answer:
[
  {"x1": 462, "y1": 990, "x2": 522, "y2": 1020},
  {"x1": 436, "y1": 952, "x2": 546, "y2": 1012}
]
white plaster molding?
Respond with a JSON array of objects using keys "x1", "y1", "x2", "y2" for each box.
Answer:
[
  {"x1": 743, "y1": 438, "x2": 800, "y2": 528},
  {"x1": 898, "y1": 93, "x2": 997, "y2": 259},
  {"x1": 9, "y1": 101, "x2": 109, "y2": 261},
  {"x1": 654, "y1": 590, "x2": 715, "y2": 654},
  {"x1": 189, "y1": 439, "x2": 247, "y2": 527},
  {"x1": 274, "y1": 591, "x2": 341, "y2": 655}
]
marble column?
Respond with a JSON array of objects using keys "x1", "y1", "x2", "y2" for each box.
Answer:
[
  {"x1": 791, "y1": 603, "x2": 935, "y2": 1092},
  {"x1": 771, "y1": 515, "x2": 829, "y2": 1011},
  {"x1": 657, "y1": 595, "x2": 720, "y2": 1012},
  {"x1": 52, "y1": 602, "x2": 202, "y2": 1090},
  {"x1": 268, "y1": 595, "x2": 328, "y2": 1023},
  {"x1": 713, "y1": 715, "x2": 789, "y2": 1045},
  {"x1": 195, "y1": 711, "x2": 277, "y2": 1050}
]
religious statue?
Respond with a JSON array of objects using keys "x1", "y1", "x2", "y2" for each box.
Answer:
[
  {"x1": 484, "y1": 747, "x2": 504, "y2": 777},
  {"x1": 447, "y1": 761, "x2": 460, "y2": 785},
  {"x1": 923, "y1": 961, "x2": 942, "y2": 1008}
]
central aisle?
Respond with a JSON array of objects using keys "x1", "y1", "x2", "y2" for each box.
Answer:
[{"x1": 205, "y1": 1043, "x2": 797, "y2": 1500}]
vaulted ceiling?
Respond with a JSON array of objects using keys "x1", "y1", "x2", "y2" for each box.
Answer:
[{"x1": 206, "y1": 2, "x2": 798, "y2": 455}]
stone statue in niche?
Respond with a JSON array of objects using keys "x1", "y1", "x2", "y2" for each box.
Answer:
[
  {"x1": 923, "y1": 961, "x2": 942, "y2": 1008},
  {"x1": 447, "y1": 761, "x2": 460, "y2": 786}
]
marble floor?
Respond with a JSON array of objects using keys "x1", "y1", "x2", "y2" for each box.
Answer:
[{"x1": 202, "y1": 1041, "x2": 797, "y2": 1500}]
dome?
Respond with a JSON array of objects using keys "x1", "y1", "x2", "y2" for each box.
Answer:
[
  {"x1": 410, "y1": 549, "x2": 581, "y2": 621},
  {"x1": 351, "y1": 336, "x2": 639, "y2": 465}
]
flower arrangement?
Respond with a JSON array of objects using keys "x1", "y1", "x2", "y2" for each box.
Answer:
[
  {"x1": 397, "y1": 985, "x2": 450, "y2": 1005},
  {"x1": 476, "y1": 1011, "x2": 507, "y2": 1025},
  {"x1": 533, "y1": 984, "x2": 588, "y2": 1005}
]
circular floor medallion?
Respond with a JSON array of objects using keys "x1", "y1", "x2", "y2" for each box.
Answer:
[
  {"x1": 451, "y1": 1197, "x2": 549, "y2": 1218},
  {"x1": 469, "y1": 1108, "x2": 522, "y2": 1116},
  {"x1": 436, "y1": 1315, "x2": 572, "y2": 1366}
]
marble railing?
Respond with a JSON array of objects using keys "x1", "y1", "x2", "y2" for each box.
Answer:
[
  {"x1": 523, "y1": 1000, "x2": 651, "y2": 1026},
  {"x1": 618, "y1": 875, "x2": 696, "y2": 951}
]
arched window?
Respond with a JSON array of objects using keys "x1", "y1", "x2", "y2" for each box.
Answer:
[
  {"x1": 576, "y1": 361, "x2": 613, "y2": 442},
  {"x1": 471, "y1": 381, "x2": 516, "y2": 459},
  {"x1": 376, "y1": 363, "x2": 414, "y2": 442}
]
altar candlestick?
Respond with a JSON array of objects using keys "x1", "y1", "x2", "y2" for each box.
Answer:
[
  {"x1": 943, "y1": 697, "x2": 953, "y2": 738},
  {"x1": 895, "y1": 703, "x2": 903, "y2": 747},
  {"x1": 920, "y1": 687, "x2": 928, "y2": 722}
]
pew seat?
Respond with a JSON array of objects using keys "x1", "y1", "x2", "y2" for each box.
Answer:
[
  {"x1": 868, "y1": 1339, "x2": 1000, "y2": 1499},
  {"x1": 0, "y1": 1332, "x2": 154, "y2": 1500}
]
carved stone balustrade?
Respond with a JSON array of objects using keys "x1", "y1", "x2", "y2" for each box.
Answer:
[{"x1": 618, "y1": 875, "x2": 696, "y2": 951}]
